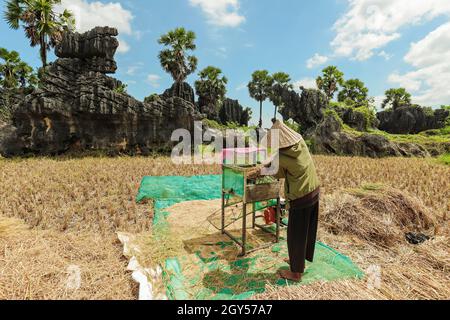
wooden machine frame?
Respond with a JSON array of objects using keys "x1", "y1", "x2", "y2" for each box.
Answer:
[{"x1": 221, "y1": 164, "x2": 282, "y2": 257}]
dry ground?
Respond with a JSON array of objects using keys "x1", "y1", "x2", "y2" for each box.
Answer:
[{"x1": 0, "y1": 156, "x2": 448, "y2": 300}]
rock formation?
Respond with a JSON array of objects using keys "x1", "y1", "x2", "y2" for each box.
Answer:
[
  {"x1": 218, "y1": 98, "x2": 250, "y2": 126},
  {"x1": 377, "y1": 105, "x2": 449, "y2": 134},
  {"x1": 333, "y1": 105, "x2": 379, "y2": 132},
  {"x1": 279, "y1": 87, "x2": 327, "y2": 134},
  {"x1": 312, "y1": 115, "x2": 430, "y2": 158},
  {"x1": 196, "y1": 97, "x2": 250, "y2": 126},
  {"x1": 161, "y1": 82, "x2": 196, "y2": 106},
  {"x1": 1, "y1": 27, "x2": 202, "y2": 156},
  {"x1": 277, "y1": 87, "x2": 442, "y2": 158}
]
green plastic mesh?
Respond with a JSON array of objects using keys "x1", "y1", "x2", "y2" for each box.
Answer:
[{"x1": 136, "y1": 174, "x2": 364, "y2": 300}]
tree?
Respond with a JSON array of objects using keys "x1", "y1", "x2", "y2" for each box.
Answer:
[
  {"x1": 4, "y1": 0, "x2": 75, "y2": 68},
  {"x1": 248, "y1": 70, "x2": 273, "y2": 128},
  {"x1": 316, "y1": 66, "x2": 344, "y2": 101},
  {"x1": 194, "y1": 66, "x2": 228, "y2": 108},
  {"x1": 338, "y1": 78, "x2": 369, "y2": 105},
  {"x1": 382, "y1": 88, "x2": 412, "y2": 110},
  {"x1": 158, "y1": 27, "x2": 198, "y2": 96},
  {"x1": 0, "y1": 47, "x2": 37, "y2": 89},
  {"x1": 269, "y1": 72, "x2": 292, "y2": 121}
]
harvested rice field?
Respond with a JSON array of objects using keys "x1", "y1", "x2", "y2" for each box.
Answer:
[{"x1": 0, "y1": 156, "x2": 449, "y2": 300}]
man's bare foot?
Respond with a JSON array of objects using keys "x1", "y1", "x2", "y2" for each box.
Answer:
[{"x1": 278, "y1": 270, "x2": 302, "y2": 282}]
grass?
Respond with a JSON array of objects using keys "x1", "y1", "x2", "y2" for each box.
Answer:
[
  {"x1": 341, "y1": 125, "x2": 450, "y2": 145},
  {"x1": 0, "y1": 155, "x2": 449, "y2": 299},
  {"x1": 438, "y1": 153, "x2": 450, "y2": 165}
]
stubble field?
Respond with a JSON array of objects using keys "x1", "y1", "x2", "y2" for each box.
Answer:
[{"x1": 0, "y1": 156, "x2": 448, "y2": 300}]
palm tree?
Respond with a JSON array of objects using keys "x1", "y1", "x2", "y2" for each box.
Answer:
[
  {"x1": 269, "y1": 72, "x2": 292, "y2": 121},
  {"x1": 382, "y1": 88, "x2": 412, "y2": 110},
  {"x1": 316, "y1": 65, "x2": 344, "y2": 102},
  {"x1": 0, "y1": 47, "x2": 37, "y2": 89},
  {"x1": 4, "y1": 0, "x2": 75, "y2": 68},
  {"x1": 338, "y1": 78, "x2": 369, "y2": 106},
  {"x1": 248, "y1": 70, "x2": 273, "y2": 128},
  {"x1": 158, "y1": 27, "x2": 198, "y2": 96},
  {"x1": 195, "y1": 66, "x2": 228, "y2": 107},
  {"x1": 0, "y1": 48, "x2": 20, "y2": 88}
]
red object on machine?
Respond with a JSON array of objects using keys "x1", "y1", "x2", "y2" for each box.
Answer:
[{"x1": 264, "y1": 207, "x2": 277, "y2": 225}]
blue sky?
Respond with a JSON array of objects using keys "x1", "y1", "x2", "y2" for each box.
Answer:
[{"x1": 1, "y1": 0, "x2": 450, "y2": 127}]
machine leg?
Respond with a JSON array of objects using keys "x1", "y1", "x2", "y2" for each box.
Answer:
[
  {"x1": 240, "y1": 203, "x2": 247, "y2": 256},
  {"x1": 276, "y1": 197, "x2": 281, "y2": 243},
  {"x1": 252, "y1": 203, "x2": 256, "y2": 229},
  {"x1": 221, "y1": 191, "x2": 225, "y2": 234}
]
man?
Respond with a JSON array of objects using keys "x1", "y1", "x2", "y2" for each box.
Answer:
[{"x1": 250, "y1": 120, "x2": 320, "y2": 282}]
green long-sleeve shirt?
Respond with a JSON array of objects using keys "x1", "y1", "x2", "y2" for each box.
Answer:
[{"x1": 272, "y1": 140, "x2": 320, "y2": 201}]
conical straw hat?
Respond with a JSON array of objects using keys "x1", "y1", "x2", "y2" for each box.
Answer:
[{"x1": 262, "y1": 120, "x2": 303, "y2": 149}]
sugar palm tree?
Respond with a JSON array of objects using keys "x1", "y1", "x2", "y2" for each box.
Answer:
[
  {"x1": 4, "y1": 0, "x2": 75, "y2": 68},
  {"x1": 248, "y1": 70, "x2": 273, "y2": 128},
  {"x1": 269, "y1": 72, "x2": 292, "y2": 121},
  {"x1": 158, "y1": 27, "x2": 198, "y2": 96},
  {"x1": 0, "y1": 47, "x2": 37, "y2": 89},
  {"x1": 316, "y1": 65, "x2": 344, "y2": 102},
  {"x1": 382, "y1": 88, "x2": 412, "y2": 110},
  {"x1": 195, "y1": 66, "x2": 228, "y2": 107},
  {"x1": 0, "y1": 48, "x2": 20, "y2": 88}
]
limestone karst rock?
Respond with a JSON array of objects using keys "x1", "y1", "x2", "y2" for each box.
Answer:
[
  {"x1": 279, "y1": 87, "x2": 327, "y2": 134},
  {"x1": 377, "y1": 105, "x2": 449, "y2": 134},
  {"x1": 1, "y1": 27, "x2": 202, "y2": 156},
  {"x1": 219, "y1": 98, "x2": 251, "y2": 126},
  {"x1": 276, "y1": 87, "x2": 438, "y2": 158}
]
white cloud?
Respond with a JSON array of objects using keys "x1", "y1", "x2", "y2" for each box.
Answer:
[
  {"x1": 306, "y1": 54, "x2": 329, "y2": 69},
  {"x1": 236, "y1": 82, "x2": 247, "y2": 91},
  {"x1": 388, "y1": 21, "x2": 450, "y2": 106},
  {"x1": 117, "y1": 39, "x2": 130, "y2": 53},
  {"x1": 57, "y1": 0, "x2": 134, "y2": 53},
  {"x1": 189, "y1": 0, "x2": 245, "y2": 27},
  {"x1": 126, "y1": 63, "x2": 144, "y2": 76},
  {"x1": 331, "y1": 0, "x2": 450, "y2": 61},
  {"x1": 378, "y1": 50, "x2": 393, "y2": 61},
  {"x1": 147, "y1": 74, "x2": 161, "y2": 88},
  {"x1": 373, "y1": 95, "x2": 385, "y2": 111},
  {"x1": 292, "y1": 78, "x2": 317, "y2": 91}
]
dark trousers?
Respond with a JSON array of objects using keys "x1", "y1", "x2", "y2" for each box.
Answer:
[{"x1": 287, "y1": 200, "x2": 319, "y2": 273}]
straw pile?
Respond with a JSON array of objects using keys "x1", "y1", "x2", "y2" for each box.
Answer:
[
  {"x1": 257, "y1": 185, "x2": 449, "y2": 300},
  {"x1": 321, "y1": 185, "x2": 437, "y2": 247}
]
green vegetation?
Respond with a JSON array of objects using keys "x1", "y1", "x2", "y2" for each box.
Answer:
[
  {"x1": 158, "y1": 27, "x2": 198, "y2": 86},
  {"x1": 341, "y1": 126, "x2": 450, "y2": 144},
  {"x1": 113, "y1": 83, "x2": 128, "y2": 94},
  {"x1": 4, "y1": 0, "x2": 75, "y2": 68},
  {"x1": 369, "y1": 130, "x2": 450, "y2": 145},
  {"x1": 144, "y1": 93, "x2": 161, "y2": 104},
  {"x1": 382, "y1": 88, "x2": 411, "y2": 110},
  {"x1": 329, "y1": 101, "x2": 377, "y2": 132},
  {"x1": 337, "y1": 78, "x2": 369, "y2": 106},
  {"x1": 269, "y1": 72, "x2": 292, "y2": 121},
  {"x1": 324, "y1": 108, "x2": 344, "y2": 126},
  {"x1": 0, "y1": 47, "x2": 37, "y2": 89},
  {"x1": 437, "y1": 153, "x2": 450, "y2": 165},
  {"x1": 248, "y1": 70, "x2": 273, "y2": 128},
  {"x1": 194, "y1": 66, "x2": 228, "y2": 109},
  {"x1": 201, "y1": 118, "x2": 256, "y2": 132},
  {"x1": 316, "y1": 66, "x2": 344, "y2": 101},
  {"x1": 284, "y1": 119, "x2": 301, "y2": 133}
]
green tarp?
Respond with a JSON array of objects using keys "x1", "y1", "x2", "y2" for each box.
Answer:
[{"x1": 137, "y1": 175, "x2": 364, "y2": 300}]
